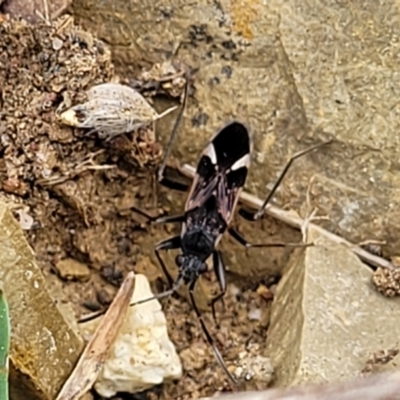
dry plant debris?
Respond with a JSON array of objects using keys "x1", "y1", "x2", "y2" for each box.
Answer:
[
  {"x1": 130, "y1": 60, "x2": 190, "y2": 98},
  {"x1": 0, "y1": 0, "x2": 71, "y2": 24},
  {"x1": 361, "y1": 348, "x2": 399, "y2": 375},
  {"x1": 233, "y1": 345, "x2": 274, "y2": 387},
  {"x1": 59, "y1": 82, "x2": 177, "y2": 141},
  {"x1": 56, "y1": 272, "x2": 135, "y2": 400},
  {"x1": 373, "y1": 267, "x2": 400, "y2": 297}
]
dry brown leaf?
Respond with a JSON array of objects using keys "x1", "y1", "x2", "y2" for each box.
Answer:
[{"x1": 56, "y1": 272, "x2": 136, "y2": 400}]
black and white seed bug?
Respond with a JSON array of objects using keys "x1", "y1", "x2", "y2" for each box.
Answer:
[{"x1": 130, "y1": 80, "x2": 332, "y2": 384}]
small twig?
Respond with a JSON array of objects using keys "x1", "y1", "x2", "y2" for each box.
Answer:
[
  {"x1": 300, "y1": 176, "x2": 330, "y2": 242},
  {"x1": 358, "y1": 239, "x2": 387, "y2": 247},
  {"x1": 51, "y1": 2, "x2": 72, "y2": 21},
  {"x1": 300, "y1": 208, "x2": 317, "y2": 243},
  {"x1": 37, "y1": 150, "x2": 115, "y2": 186},
  {"x1": 84, "y1": 165, "x2": 116, "y2": 172},
  {"x1": 35, "y1": 10, "x2": 50, "y2": 25},
  {"x1": 78, "y1": 149, "x2": 106, "y2": 166},
  {"x1": 37, "y1": 165, "x2": 116, "y2": 186},
  {"x1": 54, "y1": 15, "x2": 74, "y2": 35},
  {"x1": 179, "y1": 164, "x2": 395, "y2": 270},
  {"x1": 56, "y1": 272, "x2": 136, "y2": 400},
  {"x1": 300, "y1": 208, "x2": 330, "y2": 244},
  {"x1": 35, "y1": 0, "x2": 51, "y2": 26},
  {"x1": 153, "y1": 70, "x2": 186, "y2": 84},
  {"x1": 43, "y1": 0, "x2": 50, "y2": 24}
]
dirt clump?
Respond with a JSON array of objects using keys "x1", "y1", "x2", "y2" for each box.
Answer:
[{"x1": 373, "y1": 267, "x2": 400, "y2": 297}]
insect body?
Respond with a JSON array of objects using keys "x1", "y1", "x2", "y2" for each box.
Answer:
[
  {"x1": 178, "y1": 122, "x2": 251, "y2": 284},
  {"x1": 146, "y1": 122, "x2": 251, "y2": 384},
  {"x1": 133, "y1": 83, "x2": 332, "y2": 384}
]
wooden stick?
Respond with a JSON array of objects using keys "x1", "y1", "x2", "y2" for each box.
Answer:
[
  {"x1": 56, "y1": 272, "x2": 136, "y2": 400},
  {"x1": 179, "y1": 164, "x2": 395, "y2": 270},
  {"x1": 199, "y1": 370, "x2": 400, "y2": 400}
]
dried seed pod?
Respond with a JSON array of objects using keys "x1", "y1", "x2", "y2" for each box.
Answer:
[{"x1": 60, "y1": 83, "x2": 177, "y2": 140}]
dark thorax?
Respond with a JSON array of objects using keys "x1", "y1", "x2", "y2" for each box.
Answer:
[{"x1": 181, "y1": 194, "x2": 227, "y2": 262}]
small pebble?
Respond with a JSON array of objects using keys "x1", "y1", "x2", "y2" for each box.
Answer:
[
  {"x1": 100, "y1": 265, "x2": 123, "y2": 286},
  {"x1": 56, "y1": 258, "x2": 91, "y2": 281},
  {"x1": 180, "y1": 346, "x2": 207, "y2": 370},
  {"x1": 257, "y1": 284, "x2": 274, "y2": 301},
  {"x1": 79, "y1": 392, "x2": 94, "y2": 400},
  {"x1": 15, "y1": 209, "x2": 34, "y2": 230},
  {"x1": 235, "y1": 351, "x2": 274, "y2": 385},
  {"x1": 97, "y1": 288, "x2": 113, "y2": 305},
  {"x1": 52, "y1": 37, "x2": 64, "y2": 51},
  {"x1": 82, "y1": 300, "x2": 102, "y2": 312},
  {"x1": 248, "y1": 308, "x2": 262, "y2": 321},
  {"x1": 391, "y1": 256, "x2": 400, "y2": 268},
  {"x1": 229, "y1": 284, "x2": 240, "y2": 296}
]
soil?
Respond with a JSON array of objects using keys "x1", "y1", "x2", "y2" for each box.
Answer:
[{"x1": 0, "y1": 15, "x2": 301, "y2": 399}]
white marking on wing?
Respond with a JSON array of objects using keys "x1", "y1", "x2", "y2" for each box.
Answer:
[
  {"x1": 204, "y1": 143, "x2": 217, "y2": 165},
  {"x1": 231, "y1": 154, "x2": 250, "y2": 171},
  {"x1": 181, "y1": 221, "x2": 187, "y2": 236}
]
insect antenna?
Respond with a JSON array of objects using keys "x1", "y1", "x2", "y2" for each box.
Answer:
[
  {"x1": 77, "y1": 274, "x2": 184, "y2": 323},
  {"x1": 240, "y1": 139, "x2": 333, "y2": 221},
  {"x1": 129, "y1": 273, "x2": 184, "y2": 307},
  {"x1": 188, "y1": 279, "x2": 238, "y2": 385},
  {"x1": 154, "y1": 105, "x2": 179, "y2": 121},
  {"x1": 157, "y1": 68, "x2": 190, "y2": 182}
]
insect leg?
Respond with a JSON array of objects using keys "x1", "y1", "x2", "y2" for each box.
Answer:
[
  {"x1": 155, "y1": 235, "x2": 182, "y2": 288},
  {"x1": 131, "y1": 207, "x2": 186, "y2": 224},
  {"x1": 153, "y1": 213, "x2": 186, "y2": 225},
  {"x1": 228, "y1": 227, "x2": 312, "y2": 248},
  {"x1": 239, "y1": 140, "x2": 332, "y2": 221},
  {"x1": 188, "y1": 279, "x2": 237, "y2": 385},
  {"x1": 157, "y1": 69, "x2": 190, "y2": 182},
  {"x1": 158, "y1": 168, "x2": 189, "y2": 192},
  {"x1": 80, "y1": 236, "x2": 183, "y2": 320},
  {"x1": 210, "y1": 250, "x2": 227, "y2": 328},
  {"x1": 129, "y1": 236, "x2": 183, "y2": 308}
]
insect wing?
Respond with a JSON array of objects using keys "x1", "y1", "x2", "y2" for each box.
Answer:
[
  {"x1": 185, "y1": 148, "x2": 219, "y2": 211},
  {"x1": 216, "y1": 166, "x2": 247, "y2": 225},
  {"x1": 185, "y1": 122, "x2": 251, "y2": 225},
  {"x1": 213, "y1": 121, "x2": 251, "y2": 224}
]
